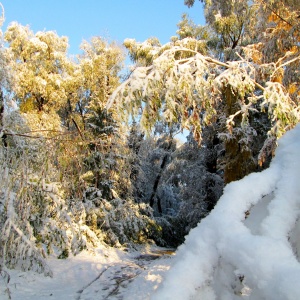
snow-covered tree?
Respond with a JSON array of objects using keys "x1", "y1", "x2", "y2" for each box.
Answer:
[
  {"x1": 0, "y1": 16, "x2": 161, "y2": 277},
  {"x1": 127, "y1": 120, "x2": 145, "y2": 200},
  {"x1": 176, "y1": 13, "x2": 207, "y2": 40},
  {"x1": 0, "y1": 109, "x2": 90, "y2": 276},
  {"x1": 109, "y1": 4, "x2": 300, "y2": 247},
  {"x1": 184, "y1": 0, "x2": 300, "y2": 96},
  {"x1": 162, "y1": 128, "x2": 224, "y2": 242},
  {"x1": 4, "y1": 22, "x2": 71, "y2": 113},
  {"x1": 61, "y1": 37, "x2": 124, "y2": 130},
  {"x1": 108, "y1": 38, "x2": 299, "y2": 183},
  {"x1": 185, "y1": 0, "x2": 257, "y2": 60}
]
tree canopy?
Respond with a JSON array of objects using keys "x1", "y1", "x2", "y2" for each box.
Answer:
[
  {"x1": 108, "y1": 0, "x2": 300, "y2": 174},
  {"x1": 0, "y1": 0, "x2": 300, "y2": 285}
]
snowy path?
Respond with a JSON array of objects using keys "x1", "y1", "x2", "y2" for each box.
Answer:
[
  {"x1": 0, "y1": 246, "x2": 173, "y2": 300},
  {"x1": 77, "y1": 260, "x2": 146, "y2": 299}
]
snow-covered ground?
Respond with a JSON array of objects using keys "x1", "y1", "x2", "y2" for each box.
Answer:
[{"x1": 0, "y1": 245, "x2": 173, "y2": 300}]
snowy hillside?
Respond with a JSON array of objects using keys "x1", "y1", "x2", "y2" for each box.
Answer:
[{"x1": 153, "y1": 124, "x2": 300, "y2": 299}]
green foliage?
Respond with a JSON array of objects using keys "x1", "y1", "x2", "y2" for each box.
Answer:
[
  {"x1": 176, "y1": 13, "x2": 211, "y2": 42},
  {"x1": 124, "y1": 37, "x2": 162, "y2": 66}
]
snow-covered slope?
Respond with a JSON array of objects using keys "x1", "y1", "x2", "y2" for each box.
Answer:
[{"x1": 153, "y1": 124, "x2": 300, "y2": 300}]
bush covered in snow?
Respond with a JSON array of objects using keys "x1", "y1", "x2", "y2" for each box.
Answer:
[
  {"x1": 83, "y1": 187, "x2": 162, "y2": 247},
  {"x1": 0, "y1": 108, "x2": 160, "y2": 276}
]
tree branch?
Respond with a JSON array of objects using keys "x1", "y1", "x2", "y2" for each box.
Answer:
[{"x1": 263, "y1": 1, "x2": 293, "y2": 27}]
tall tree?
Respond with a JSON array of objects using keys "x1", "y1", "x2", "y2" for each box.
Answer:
[
  {"x1": 185, "y1": 0, "x2": 257, "y2": 60},
  {"x1": 108, "y1": 30, "x2": 299, "y2": 183},
  {"x1": 59, "y1": 37, "x2": 127, "y2": 197},
  {"x1": 4, "y1": 22, "x2": 71, "y2": 113},
  {"x1": 76, "y1": 37, "x2": 123, "y2": 120}
]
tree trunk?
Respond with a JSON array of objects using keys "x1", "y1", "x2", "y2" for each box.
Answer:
[
  {"x1": 149, "y1": 137, "x2": 173, "y2": 214},
  {"x1": 0, "y1": 90, "x2": 7, "y2": 147},
  {"x1": 222, "y1": 85, "x2": 256, "y2": 183}
]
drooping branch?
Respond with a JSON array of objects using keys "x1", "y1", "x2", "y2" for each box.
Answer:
[{"x1": 108, "y1": 41, "x2": 300, "y2": 144}]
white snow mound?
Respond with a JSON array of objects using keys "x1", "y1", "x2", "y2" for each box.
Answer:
[{"x1": 153, "y1": 124, "x2": 300, "y2": 300}]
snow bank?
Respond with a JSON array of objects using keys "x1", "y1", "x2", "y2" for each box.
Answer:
[{"x1": 153, "y1": 124, "x2": 300, "y2": 300}]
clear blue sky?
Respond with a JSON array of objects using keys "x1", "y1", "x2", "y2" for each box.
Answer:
[{"x1": 0, "y1": 0, "x2": 205, "y2": 54}]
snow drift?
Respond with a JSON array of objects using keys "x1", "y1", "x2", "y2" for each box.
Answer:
[{"x1": 153, "y1": 124, "x2": 300, "y2": 300}]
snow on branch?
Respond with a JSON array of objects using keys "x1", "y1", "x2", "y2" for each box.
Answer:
[{"x1": 107, "y1": 42, "x2": 298, "y2": 142}]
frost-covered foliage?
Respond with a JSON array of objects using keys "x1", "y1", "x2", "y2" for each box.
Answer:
[
  {"x1": 0, "y1": 99, "x2": 154, "y2": 276},
  {"x1": 4, "y1": 22, "x2": 72, "y2": 112},
  {"x1": 0, "y1": 9, "x2": 163, "y2": 279},
  {"x1": 124, "y1": 37, "x2": 163, "y2": 67},
  {"x1": 108, "y1": 43, "x2": 299, "y2": 187},
  {"x1": 138, "y1": 133, "x2": 177, "y2": 213},
  {"x1": 105, "y1": 0, "x2": 300, "y2": 252},
  {"x1": 186, "y1": 0, "x2": 256, "y2": 60},
  {"x1": 184, "y1": 0, "x2": 300, "y2": 96},
  {"x1": 108, "y1": 0, "x2": 300, "y2": 185},
  {"x1": 127, "y1": 124, "x2": 224, "y2": 247},
  {"x1": 175, "y1": 13, "x2": 209, "y2": 42},
  {"x1": 0, "y1": 106, "x2": 159, "y2": 275},
  {"x1": 153, "y1": 121, "x2": 300, "y2": 300},
  {"x1": 0, "y1": 20, "x2": 156, "y2": 275},
  {"x1": 1, "y1": 1, "x2": 299, "y2": 289},
  {"x1": 109, "y1": 40, "x2": 299, "y2": 142},
  {"x1": 83, "y1": 188, "x2": 161, "y2": 247},
  {"x1": 0, "y1": 110, "x2": 93, "y2": 275},
  {"x1": 165, "y1": 133, "x2": 223, "y2": 227}
]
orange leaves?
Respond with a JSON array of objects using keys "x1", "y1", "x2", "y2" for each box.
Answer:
[
  {"x1": 268, "y1": 13, "x2": 277, "y2": 23},
  {"x1": 289, "y1": 45, "x2": 299, "y2": 55},
  {"x1": 271, "y1": 68, "x2": 284, "y2": 84},
  {"x1": 288, "y1": 83, "x2": 297, "y2": 94},
  {"x1": 252, "y1": 51, "x2": 262, "y2": 64},
  {"x1": 243, "y1": 43, "x2": 263, "y2": 64},
  {"x1": 288, "y1": 83, "x2": 300, "y2": 101},
  {"x1": 267, "y1": 12, "x2": 292, "y2": 31}
]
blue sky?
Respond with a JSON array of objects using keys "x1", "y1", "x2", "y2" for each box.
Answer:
[{"x1": 1, "y1": 0, "x2": 205, "y2": 54}]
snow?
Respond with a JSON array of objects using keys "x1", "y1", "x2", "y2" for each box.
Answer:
[
  {"x1": 2, "y1": 124, "x2": 300, "y2": 300},
  {"x1": 153, "y1": 123, "x2": 300, "y2": 300},
  {"x1": 0, "y1": 245, "x2": 172, "y2": 300}
]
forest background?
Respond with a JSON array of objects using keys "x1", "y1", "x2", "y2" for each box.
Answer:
[{"x1": 0, "y1": 0, "x2": 300, "y2": 281}]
